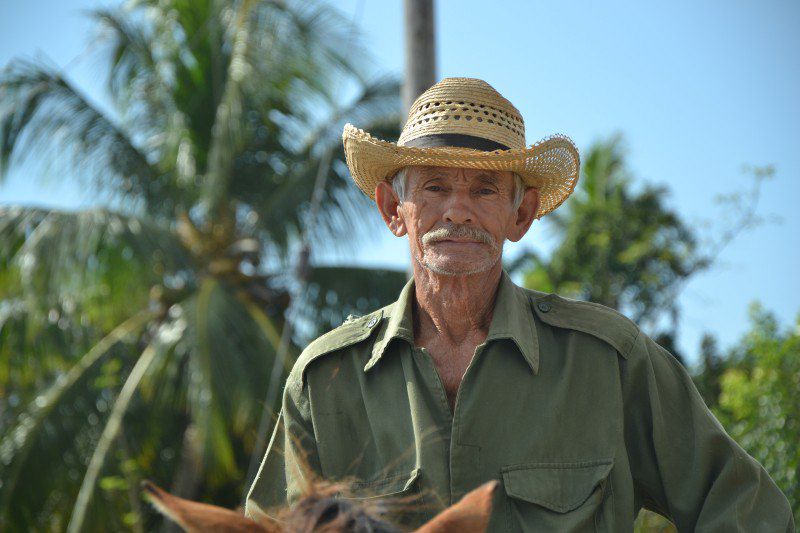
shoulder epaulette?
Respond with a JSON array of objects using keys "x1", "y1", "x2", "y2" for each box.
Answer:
[
  {"x1": 525, "y1": 289, "x2": 641, "y2": 359},
  {"x1": 292, "y1": 306, "x2": 388, "y2": 385}
]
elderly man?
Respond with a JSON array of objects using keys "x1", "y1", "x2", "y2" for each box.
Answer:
[{"x1": 246, "y1": 78, "x2": 794, "y2": 531}]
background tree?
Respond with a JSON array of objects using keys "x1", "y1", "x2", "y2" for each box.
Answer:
[
  {"x1": 711, "y1": 303, "x2": 800, "y2": 523},
  {"x1": 0, "y1": 0, "x2": 403, "y2": 530},
  {"x1": 692, "y1": 332, "x2": 727, "y2": 408},
  {"x1": 510, "y1": 132, "x2": 772, "y2": 363}
]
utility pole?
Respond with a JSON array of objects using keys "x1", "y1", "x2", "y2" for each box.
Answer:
[
  {"x1": 403, "y1": 0, "x2": 437, "y2": 115},
  {"x1": 403, "y1": 0, "x2": 436, "y2": 280}
]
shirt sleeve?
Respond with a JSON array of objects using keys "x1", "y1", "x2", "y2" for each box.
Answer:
[
  {"x1": 621, "y1": 328, "x2": 795, "y2": 532},
  {"x1": 244, "y1": 373, "x2": 322, "y2": 520}
]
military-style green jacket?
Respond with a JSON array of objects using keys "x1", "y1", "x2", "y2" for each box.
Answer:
[{"x1": 246, "y1": 271, "x2": 795, "y2": 532}]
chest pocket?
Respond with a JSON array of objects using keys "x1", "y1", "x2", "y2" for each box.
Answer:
[{"x1": 501, "y1": 459, "x2": 613, "y2": 532}]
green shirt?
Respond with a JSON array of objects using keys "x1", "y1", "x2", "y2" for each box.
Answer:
[{"x1": 246, "y1": 271, "x2": 794, "y2": 532}]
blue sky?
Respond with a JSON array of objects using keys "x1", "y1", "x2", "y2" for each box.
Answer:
[{"x1": 1, "y1": 0, "x2": 798, "y2": 367}]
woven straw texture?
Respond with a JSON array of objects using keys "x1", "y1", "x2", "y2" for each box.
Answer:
[{"x1": 342, "y1": 77, "x2": 580, "y2": 219}]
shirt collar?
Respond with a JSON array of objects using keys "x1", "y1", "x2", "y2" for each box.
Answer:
[{"x1": 365, "y1": 269, "x2": 540, "y2": 374}]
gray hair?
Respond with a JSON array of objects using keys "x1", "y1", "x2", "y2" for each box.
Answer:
[{"x1": 390, "y1": 168, "x2": 527, "y2": 209}]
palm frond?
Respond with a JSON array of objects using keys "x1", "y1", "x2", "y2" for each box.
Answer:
[
  {"x1": 180, "y1": 278, "x2": 281, "y2": 480},
  {"x1": 202, "y1": 0, "x2": 256, "y2": 215},
  {"x1": 90, "y1": 8, "x2": 169, "y2": 120},
  {"x1": 245, "y1": 114, "x2": 399, "y2": 255},
  {"x1": 204, "y1": 0, "x2": 399, "y2": 230},
  {"x1": 293, "y1": 74, "x2": 401, "y2": 155},
  {"x1": 295, "y1": 265, "x2": 408, "y2": 340},
  {"x1": 66, "y1": 321, "x2": 178, "y2": 533},
  {"x1": 0, "y1": 309, "x2": 154, "y2": 527},
  {"x1": 0, "y1": 59, "x2": 161, "y2": 212},
  {"x1": 0, "y1": 205, "x2": 194, "y2": 329},
  {"x1": 90, "y1": 7, "x2": 201, "y2": 188}
]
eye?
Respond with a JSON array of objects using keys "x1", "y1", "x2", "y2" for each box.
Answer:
[
  {"x1": 478, "y1": 188, "x2": 496, "y2": 195},
  {"x1": 425, "y1": 185, "x2": 443, "y2": 192}
]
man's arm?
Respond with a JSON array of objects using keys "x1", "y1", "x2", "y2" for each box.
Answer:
[
  {"x1": 245, "y1": 374, "x2": 322, "y2": 520},
  {"x1": 622, "y1": 329, "x2": 795, "y2": 531}
]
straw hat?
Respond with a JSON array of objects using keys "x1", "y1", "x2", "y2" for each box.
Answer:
[{"x1": 342, "y1": 77, "x2": 580, "y2": 218}]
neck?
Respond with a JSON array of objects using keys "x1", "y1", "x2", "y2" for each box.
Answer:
[{"x1": 411, "y1": 261, "x2": 503, "y2": 347}]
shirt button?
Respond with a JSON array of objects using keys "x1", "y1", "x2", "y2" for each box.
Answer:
[
  {"x1": 367, "y1": 316, "x2": 379, "y2": 328},
  {"x1": 537, "y1": 301, "x2": 552, "y2": 313}
]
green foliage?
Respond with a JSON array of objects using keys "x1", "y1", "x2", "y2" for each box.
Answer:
[
  {"x1": 0, "y1": 0, "x2": 402, "y2": 530},
  {"x1": 516, "y1": 133, "x2": 708, "y2": 349},
  {"x1": 710, "y1": 303, "x2": 800, "y2": 522},
  {"x1": 692, "y1": 333, "x2": 727, "y2": 409},
  {"x1": 298, "y1": 266, "x2": 409, "y2": 339}
]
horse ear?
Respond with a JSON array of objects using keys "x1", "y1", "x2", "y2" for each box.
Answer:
[
  {"x1": 141, "y1": 480, "x2": 282, "y2": 533},
  {"x1": 413, "y1": 480, "x2": 498, "y2": 533}
]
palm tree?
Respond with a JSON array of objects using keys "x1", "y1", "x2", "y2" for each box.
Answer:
[{"x1": 0, "y1": 1, "x2": 404, "y2": 530}]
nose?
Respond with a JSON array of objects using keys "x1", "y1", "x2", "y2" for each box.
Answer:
[{"x1": 442, "y1": 188, "x2": 474, "y2": 225}]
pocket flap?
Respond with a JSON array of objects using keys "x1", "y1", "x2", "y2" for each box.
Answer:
[
  {"x1": 502, "y1": 460, "x2": 612, "y2": 513},
  {"x1": 348, "y1": 468, "x2": 421, "y2": 500}
]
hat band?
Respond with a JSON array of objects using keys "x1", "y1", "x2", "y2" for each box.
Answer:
[{"x1": 402, "y1": 133, "x2": 509, "y2": 151}]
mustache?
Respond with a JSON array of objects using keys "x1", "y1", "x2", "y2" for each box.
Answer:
[{"x1": 421, "y1": 224, "x2": 498, "y2": 249}]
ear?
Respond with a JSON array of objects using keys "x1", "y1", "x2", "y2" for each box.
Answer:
[
  {"x1": 375, "y1": 180, "x2": 407, "y2": 237},
  {"x1": 413, "y1": 480, "x2": 498, "y2": 533},
  {"x1": 141, "y1": 480, "x2": 278, "y2": 532},
  {"x1": 507, "y1": 187, "x2": 539, "y2": 243}
]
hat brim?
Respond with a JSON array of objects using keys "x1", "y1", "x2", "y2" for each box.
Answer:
[{"x1": 342, "y1": 123, "x2": 580, "y2": 218}]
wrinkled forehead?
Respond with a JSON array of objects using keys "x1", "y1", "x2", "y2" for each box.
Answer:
[{"x1": 406, "y1": 165, "x2": 514, "y2": 186}]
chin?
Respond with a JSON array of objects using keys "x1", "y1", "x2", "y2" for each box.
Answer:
[{"x1": 418, "y1": 254, "x2": 500, "y2": 276}]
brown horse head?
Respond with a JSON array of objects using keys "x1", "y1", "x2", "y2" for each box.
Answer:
[{"x1": 142, "y1": 479, "x2": 498, "y2": 533}]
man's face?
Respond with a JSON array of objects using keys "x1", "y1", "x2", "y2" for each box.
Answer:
[{"x1": 375, "y1": 165, "x2": 539, "y2": 276}]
